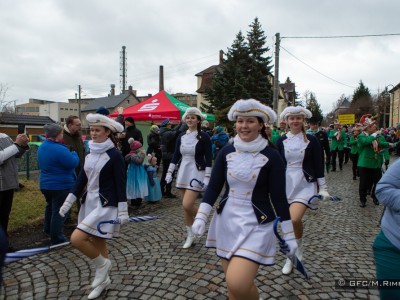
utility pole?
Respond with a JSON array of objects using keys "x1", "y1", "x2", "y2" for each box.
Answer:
[
  {"x1": 273, "y1": 33, "x2": 280, "y2": 121},
  {"x1": 78, "y1": 85, "x2": 81, "y2": 120},
  {"x1": 120, "y1": 46, "x2": 127, "y2": 93}
]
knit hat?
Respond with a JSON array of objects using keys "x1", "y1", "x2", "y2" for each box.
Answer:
[
  {"x1": 280, "y1": 106, "x2": 312, "y2": 121},
  {"x1": 86, "y1": 113, "x2": 124, "y2": 133},
  {"x1": 182, "y1": 107, "x2": 206, "y2": 121},
  {"x1": 150, "y1": 125, "x2": 159, "y2": 134},
  {"x1": 128, "y1": 138, "x2": 142, "y2": 151},
  {"x1": 125, "y1": 116, "x2": 135, "y2": 124},
  {"x1": 96, "y1": 106, "x2": 110, "y2": 116},
  {"x1": 228, "y1": 99, "x2": 277, "y2": 124},
  {"x1": 44, "y1": 123, "x2": 63, "y2": 138}
]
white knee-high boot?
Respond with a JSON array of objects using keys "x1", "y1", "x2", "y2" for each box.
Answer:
[
  {"x1": 183, "y1": 226, "x2": 194, "y2": 248},
  {"x1": 296, "y1": 238, "x2": 303, "y2": 261},
  {"x1": 91, "y1": 255, "x2": 112, "y2": 288}
]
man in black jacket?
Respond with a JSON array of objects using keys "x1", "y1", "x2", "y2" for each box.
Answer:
[
  {"x1": 307, "y1": 117, "x2": 331, "y2": 174},
  {"x1": 159, "y1": 119, "x2": 186, "y2": 198},
  {"x1": 119, "y1": 116, "x2": 143, "y2": 158}
]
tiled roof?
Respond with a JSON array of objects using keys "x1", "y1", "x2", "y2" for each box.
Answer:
[
  {"x1": 81, "y1": 92, "x2": 138, "y2": 112},
  {"x1": 195, "y1": 65, "x2": 222, "y2": 76},
  {"x1": 0, "y1": 114, "x2": 56, "y2": 125}
]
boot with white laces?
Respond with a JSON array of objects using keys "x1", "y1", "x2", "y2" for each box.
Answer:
[
  {"x1": 182, "y1": 226, "x2": 194, "y2": 249},
  {"x1": 282, "y1": 258, "x2": 293, "y2": 274},
  {"x1": 91, "y1": 256, "x2": 112, "y2": 288},
  {"x1": 88, "y1": 276, "x2": 111, "y2": 299}
]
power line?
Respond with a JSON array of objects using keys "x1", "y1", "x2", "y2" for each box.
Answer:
[
  {"x1": 280, "y1": 45, "x2": 356, "y2": 89},
  {"x1": 281, "y1": 33, "x2": 400, "y2": 39}
]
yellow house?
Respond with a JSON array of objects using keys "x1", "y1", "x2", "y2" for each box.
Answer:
[{"x1": 389, "y1": 83, "x2": 400, "y2": 127}]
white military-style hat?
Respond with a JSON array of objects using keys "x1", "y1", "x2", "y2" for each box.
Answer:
[
  {"x1": 227, "y1": 99, "x2": 277, "y2": 124},
  {"x1": 182, "y1": 107, "x2": 206, "y2": 121},
  {"x1": 86, "y1": 113, "x2": 124, "y2": 133},
  {"x1": 280, "y1": 106, "x2": 312, "y2": 121}
]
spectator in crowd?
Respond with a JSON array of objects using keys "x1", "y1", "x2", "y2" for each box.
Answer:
[
  {"x1": 145, "y1": 154, "x2": 162, "y2": 203},
  {"x1": 307, "y1": 117, "x2": 331, "y2": 174},
  {"x1": 63, "y1": 115, "x2": 85, "y2": 176},
  {"x1": 166, "y1": 108, "x2": 212, "y2": 248},
  {"x1": 119, "y1": 116, "x2": 143, "y2": 159},
  {"x1": 125, "y1": 138, "x2": 148, "y2": 208},
  {"x1": 96, "y1": 106, "x2": 125, "y2": 127},
  {"x1": 159, "y1": 119, "x2": 187, "y2": 198},
  {"x1": 329, "y1": 120, "x2": 346, "y2": 171},
  {"x1": 201, "y1": 120, "x2": 213, "y2": 137},
  {"x1": 63, "y1": 115, "x2": 85, "y2": 221},
  {"x1": 211, "y1": 126, "x2": 228, "y2": 159},
  {"x1": 192, "y1": 99, "x2": 296, "y2": 300},
  {"x1": 373, "y1": 158, "x2": 400, "y2": 299},
  {"x1": 276, "y1": 106, "x2": 329, "y2": 275},
  {"x1": 59, "y1": 113, "x2": 127, "y2": 299},
  {"x1": 146, "y1": 125, "x2": 162, "y2": 170},
  {"x1": 0, "y1": 131, "x2": 29, "y2": 241},
  {"x1": 0, "y1": 225, "x2": 7, "y2": 288},
  {"x1": 38, "y1": 123, "x2": 79, "y2": 245}
]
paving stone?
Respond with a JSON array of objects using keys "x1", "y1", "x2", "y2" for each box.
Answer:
[{"x1": 1, "y1": 161, "x2": 396, "y2": 299}]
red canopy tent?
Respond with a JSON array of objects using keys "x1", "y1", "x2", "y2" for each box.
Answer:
[{"x1": 109, "y1": 90, "x2": 214, "y2": 122}]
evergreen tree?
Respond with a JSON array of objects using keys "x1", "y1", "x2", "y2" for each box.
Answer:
[
  {"x1": 246, "y1": 17, "x2": 273, "y2": 105},
  {"x1": 304, "y1": 90, "x2": 323, "y2": 122},
  {"x1": 350, "y1": 80, "x2": 374, "y2": 121},
  {"x1": 204, "y1": 31, "x2": 250, "y2": 126},
  {"x1": 203, "y1": 17, "x2": 274, "y2": 127}
]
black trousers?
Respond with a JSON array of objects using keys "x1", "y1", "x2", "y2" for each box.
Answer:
[
  {"x1": 350, "y1": 153, "x2": 359, "y2": 178},
  {"x1": 358, "y1": 167, "x2": 382, "y2": 204},
  {"x1": 0, "y1": 189, "x2": 14, "y2": 236},
  {"x1": 160, "y1": 158, "x2": 175, "y2": 195},
  {"x1": 331, "y1": 149, "x2": 344, "y2": 170}
]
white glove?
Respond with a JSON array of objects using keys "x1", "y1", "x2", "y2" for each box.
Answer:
[
  {"x1": 371, "y1": 132, "x2": 378, "y2": 138},
  {"x1": 165, "y1": 173, "x2": 173, "y2": 184},
  {"x1": 117, "y1": 202, "x2": 129, "y2": 225},
  {"x1": 317, "y1": 178, "x2": 330, "y2": 201},
  {"x1": 280, "y1": 220, "x2": 297, "y2": 257},
  {"x1": 192, "y1": 203, "x2": 212, "y2": 237},
  {"x1": 318, "y1": 189, "x2": 330, "y2": 201},
  {"x1": 165, "y1": 163, "x2": 176, "y2": 184},
  {"x1": 59, "y1": 193, "x2": 77, "y2": 217},
  {"x1": 202, "y1": 177, "x2": 210, "y2": 190}
]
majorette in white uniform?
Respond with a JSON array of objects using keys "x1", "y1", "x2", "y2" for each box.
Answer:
[
  {"x1": 282, "y1": 131, "x2": 318, "y2": 210},
  {"x1": 175, "y1": 130, "x2": 205, "y2": 191},
  {"x1": 192, "y1": 99, "x2": 296, "y2": 266}
]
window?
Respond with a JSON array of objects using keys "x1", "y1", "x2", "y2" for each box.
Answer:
[
  {"x1": 61, "y1": 118, "x2": 65, "y2": 122},
  {"x1": 60, "y1": 108, "x2": 64, "y2": 110}
]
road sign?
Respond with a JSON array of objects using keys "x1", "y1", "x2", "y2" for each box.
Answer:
[{"x1": 338, "y1": 114, "x2": 355, "y2": 124}]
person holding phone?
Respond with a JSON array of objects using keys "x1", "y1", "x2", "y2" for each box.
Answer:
[{"x1": 0, "y1": 131, "x2": 29, "y2": 240}]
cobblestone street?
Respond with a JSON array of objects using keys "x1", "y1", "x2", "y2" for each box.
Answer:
[{"x1": 1, "y1": 158, "x2": 390, "y2": 299}]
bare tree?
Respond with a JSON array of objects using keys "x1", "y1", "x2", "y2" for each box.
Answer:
[{"x1": 0, "y1": 83, "x2": 9, "y2": 111}]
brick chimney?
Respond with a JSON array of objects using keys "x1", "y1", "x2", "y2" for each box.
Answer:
[
  {"x1": 159, "y1": 65, "x2": 164, "y2": 91},
  {"x1": 219, "y1": 50, "x2": 224, "y2": 64},
  {"x1": 110, "y1": 84, "x2": 115, "y2": 96}
]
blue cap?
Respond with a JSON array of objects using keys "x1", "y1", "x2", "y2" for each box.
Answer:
[
  {"x1": 96, "y1": 106, "x2": 110, "y2": 116},
  {"x1": 160, "y1": 118, "x2": 170, "y2": 127}
]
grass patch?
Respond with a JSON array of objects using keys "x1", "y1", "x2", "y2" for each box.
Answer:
[
  {"x1": 8, "y1": 178, "x2": 45, "y2": 232},
  {"x1": 8, "y1": 178, "x2": 78, "y2": 233}
]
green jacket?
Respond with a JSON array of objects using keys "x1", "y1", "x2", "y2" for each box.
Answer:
[
  {"x1": 329, "y1": 129, "x2": 346, "y2": 151},
  {"x1": 349, "y1": 136, "x2": 359, "y2": 154},
  {"x1": 270, "y1": 130, "x2": 280, "y2": 145},
  {"x1": 63, "y1": 130, "x2": 85, "y2": 176},
  {"x1": 357, "y1": 133, "x2": 389, "y2": 168}
]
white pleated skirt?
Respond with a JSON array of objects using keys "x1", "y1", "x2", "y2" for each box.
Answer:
[
  {"x1": 77, "y1": 192, "x2": 120, "y2": 239},
  {"x1": 206, "y1": 195, "x2": 276, "y2": 265}
]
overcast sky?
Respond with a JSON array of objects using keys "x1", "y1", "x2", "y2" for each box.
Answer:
[{"x1": 1, "y1": 0, "x2": 399, "y2": 114}]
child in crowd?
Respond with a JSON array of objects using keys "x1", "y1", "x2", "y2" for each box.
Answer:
[
  {"x1": 125, "y1": 138, "x2": 148, "y2": 207},
  {"x1": 145, "y1": 154, "x2": 162, "y2": 203}
]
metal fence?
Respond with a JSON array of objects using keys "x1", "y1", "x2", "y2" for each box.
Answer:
[{"x1": 17, "y1": 143, "x2": 41, "y2": 180}]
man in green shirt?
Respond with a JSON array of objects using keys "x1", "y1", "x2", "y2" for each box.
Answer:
[
  {"x1": 357, "y1": 115, "x2": 392, "y2": 207},
  {"x1": 328, "y1": 120, "x2": 346, "y2": 171}
]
